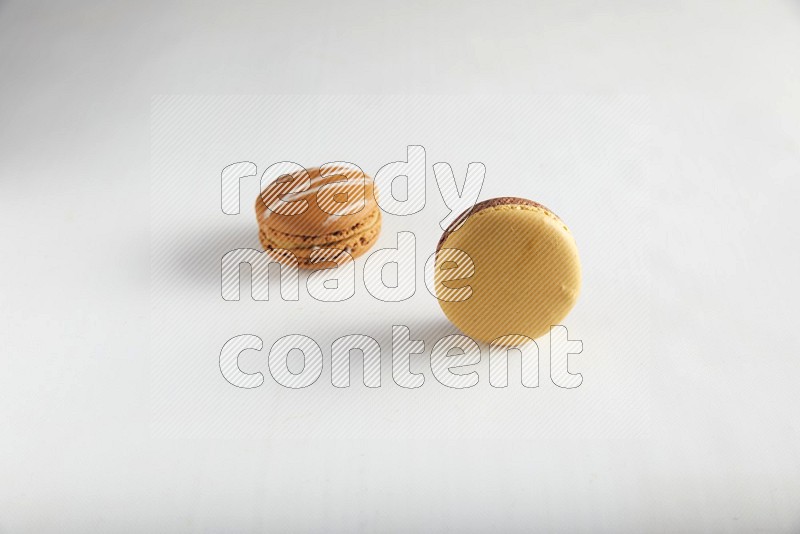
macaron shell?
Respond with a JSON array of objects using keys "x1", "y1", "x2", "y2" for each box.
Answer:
[
  {"x1": 436, "y1": 202, "x2": 581, "y2": 343},
  {"x1": 257, "y1": 165, "x2": 378, "y2": 236}
]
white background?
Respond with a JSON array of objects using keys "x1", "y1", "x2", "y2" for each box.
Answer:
[{"x1": 1, "y1": 1, "x2": 799, "y2": 532}]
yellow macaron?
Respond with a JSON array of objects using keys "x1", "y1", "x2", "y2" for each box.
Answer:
[{"x1": 435, "y1": 197, "x2": 581, "y2": 343}]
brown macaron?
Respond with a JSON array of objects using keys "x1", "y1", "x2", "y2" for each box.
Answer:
[{"x1": 255, "y1": 163, "x2": 381, "y2": 269}]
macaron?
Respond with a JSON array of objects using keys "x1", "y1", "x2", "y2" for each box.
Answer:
[
  {"x1": 435, "y1": 197, "x2": 581, "y2": 343},
  {"x1": 255, "y1": 164, "x2": 381, "y2": 268}
]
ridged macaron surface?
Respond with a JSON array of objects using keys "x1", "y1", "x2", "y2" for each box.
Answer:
[
  {"x1": 255, "y1": 163, "x2": 381, "y2": 268},
  {"x1": 435, "y1": 197, "x2": 581, "y2": 343}
]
